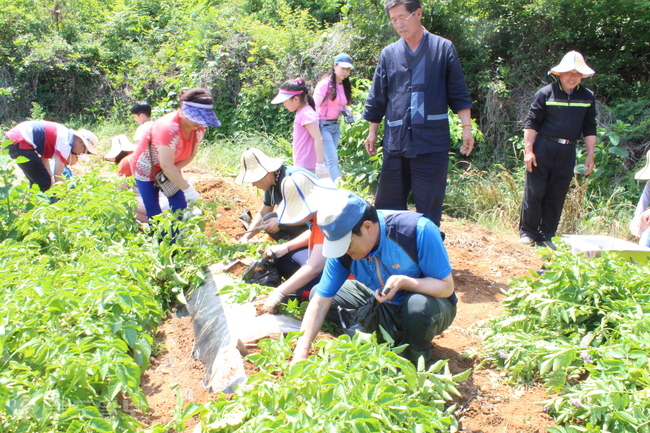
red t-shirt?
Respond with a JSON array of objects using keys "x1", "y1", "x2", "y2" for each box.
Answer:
[
  {"x1": 131, "y1": 110, "x2": 205, "y2": 181},
  {"x1": 117, "y1": 154, "x2": 133, "y2": 177}
]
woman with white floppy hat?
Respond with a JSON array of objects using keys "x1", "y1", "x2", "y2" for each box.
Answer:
[
  {"x1": 260, "y1": 170, "x2": 338, "y2": 313},
  {"x1": 518, "y1": 51, "x2": 597, "y2": 249},
  {"x1": 234, "y1": 147, "x2": 315, "y2": 243},
  {"x1": 630, "y1": 150, "x2": 650, "y2": 248}
]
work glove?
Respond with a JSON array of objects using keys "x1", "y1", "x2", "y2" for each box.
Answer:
[
  {"x1": 265, "y1": 243, "x2": 289, "y2": 259},
  {"x1": 183, "y1": 185, "x2": 200, "y2": 202},
  {"x1": 262, "y1": 290, "x2": 286, "y2": 314},
  {"x1": 315, "y1": 163, "x2": 329, "y2": 179}
]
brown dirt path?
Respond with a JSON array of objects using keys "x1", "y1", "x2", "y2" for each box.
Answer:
[{"x1": 135, "y1": 176, "x2": 555, "y2": 432}]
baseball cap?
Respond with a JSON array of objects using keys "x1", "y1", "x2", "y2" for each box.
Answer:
[
  {"x1": 317, "y1": 191, "x2": 368, "y2": 258},
  {"x1": 334, "y1": 53, "x2": 354, "y2": 69}
]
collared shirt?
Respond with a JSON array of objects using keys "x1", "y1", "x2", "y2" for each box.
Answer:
[
  {"x1": 362, "y1": 30, "x2": 473, "y2": 157},
  {"x1": 525, "y1": 82, "x2": 597, "y2": 140},
  {"x1": 5, "y1": 121, "x2": 74, "y2": 163},
  {"x1": 316, "y1": 210, "x2": 452, "y2": 306}
]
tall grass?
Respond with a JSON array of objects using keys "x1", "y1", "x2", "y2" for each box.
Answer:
[
  {"x1": 445, "y1": 166, "x2": 638, "y2": 241},
  {"x1": 193, "y1": 131, "x2": 292, "y2": 177}
]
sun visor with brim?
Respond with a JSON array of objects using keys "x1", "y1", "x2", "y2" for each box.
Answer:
[
  {"x1": 318, "y1": 191, "x2": 368, "y2": 258},
  {"x1": 234, "y1": 148, "x2": 284, "y2": 184},
  {"x1": 271, "y1": 90, "x2": 303, "y2": 105},
  {"x1": 104, "y1": 135, "x2": 136, "y2": 161},
  {"x1": 276, "y1": 172, "x2": 337, "y2": 225},
  {"x1": 182, "y1": 101, "x2": 221, "y2": 127}
]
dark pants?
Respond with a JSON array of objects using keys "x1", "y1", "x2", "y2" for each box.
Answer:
[
  {"x1": 520, "y1": 137, "x2": 576, "y2": 241},
  {"x1": 375, "y1": 151, "x2": 448, "y2": 226},
  {"x1": 135, "y1": 179, "x2": 187, "y2": 219},
  {"x1": 274, "y1": 247, "x2": 321, "y2": 300},
  {"x1": 8, "y1": 144, "x2": 52, "y2": 192},
  {"x1": 323, "y1": 281, "x2": 456, "y2": 366},
  {"x1": 262, "y1": 212, "x2": 308, "y2": 241}
]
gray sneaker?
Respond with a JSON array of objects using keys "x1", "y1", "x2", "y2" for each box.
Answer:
[
  {"x1": 518, "y1": 235, "x2": 534, "y2": 245},
  {"x1": 536, "y1": 240, "x2": 557, "y2": 250}
]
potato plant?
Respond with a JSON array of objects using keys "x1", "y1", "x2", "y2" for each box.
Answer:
[
  {"x1": 194, "y1": 332, "x2": 471, "y2": 432},
  {"x1": 480, "y1": 245, "x2": 650, "y2": 431},
  {"x1": 0, "y1": 159, "x2": 218, "y2": 432}
]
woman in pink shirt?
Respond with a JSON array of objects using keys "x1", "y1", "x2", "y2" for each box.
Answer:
[
  {"x1": 131, "y1": 88, "x2": 220, "y2": 219},
  {"x1": 271, "y1": 78, "x2": 327, "y2": 178},
  {"x1": 313, "y1": 53, "x2": 354, "y2": 181}
]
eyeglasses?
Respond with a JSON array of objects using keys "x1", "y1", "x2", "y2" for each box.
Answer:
[{"x1": 389, "y1": 10, "x2": 416, "y2": 27}]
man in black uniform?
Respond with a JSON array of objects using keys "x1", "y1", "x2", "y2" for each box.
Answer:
[{"x1": 519, "y1": 51, "x2": 597, "y2": 249}]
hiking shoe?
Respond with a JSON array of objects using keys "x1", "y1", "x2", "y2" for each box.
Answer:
[
  {"x1": 536, "y1": 240, "x2": 557, "y2": 250},
  {"x1": 518, "y1": 235, "x2": 534, "y2": 245}
]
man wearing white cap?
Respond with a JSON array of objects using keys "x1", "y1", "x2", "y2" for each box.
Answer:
[
  {"x1": 4, "y1": 120, "x2": 98, "y2": 192},
  {"x1": 519, "y1": 51, "x2": 597, "y2": 249},
  {"x1": 291, "y1": 191, "x2": 456, "y2": 366}
]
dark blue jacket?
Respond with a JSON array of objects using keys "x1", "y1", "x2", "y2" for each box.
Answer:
[
  {"x1": 362, "y1": 31, "x2": 473, "y2": 157},
  {"x1": 525, "y1": 82, "x2": 597, "y2": 140}
]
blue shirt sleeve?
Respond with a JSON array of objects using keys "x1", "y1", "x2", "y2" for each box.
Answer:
[
  {"x1": 315, "y1": 257, "x2": 350, "y2": 298},
  {"x1": 416, "y1": 218, "x2": 452, "y2": 279}
]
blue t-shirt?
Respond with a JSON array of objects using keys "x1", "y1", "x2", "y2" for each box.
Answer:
[{"x1": 316, "y1": 210, "x2": 452, "y2": 305}]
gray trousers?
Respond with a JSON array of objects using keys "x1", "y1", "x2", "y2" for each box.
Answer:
[{"x1": 319, "y1": 280, "x2": 456, "y2": 366}]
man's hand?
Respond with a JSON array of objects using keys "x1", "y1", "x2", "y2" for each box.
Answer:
[
  {"x1": 583, "y1": 154, "x2": 595, "y2": 176},
  {"x1": 364, "y1": 133, "x2": 377, "y2": 156},
  {"x1": 524, "y1": 151, "x2": 537, "y2": 172},
  {"x1": 374, "y1": 275, "x2": 415, "y2": 303},
  {"x1": 459, "y1": 128, "x2": 475, "y2": 156},
  {"x1": 291, "y1": 339, "x2": 310, "y2": 365}
]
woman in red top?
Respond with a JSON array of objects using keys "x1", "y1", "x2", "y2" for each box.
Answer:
[{"x1": 131, "y1": 88, "x2": 220, "y2": 219}]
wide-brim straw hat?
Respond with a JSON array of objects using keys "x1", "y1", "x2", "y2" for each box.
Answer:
[
  {"x1": 234, "y1": 148, "x2": 284, "y2": 184},
  {"x1": 635, "y1": 150, "x2": 650, "y2": 180},
  {"x1": 276, "y1": 171, "x2": 337, "y2": 225},
  {"x1": 104, "y1": 134, "x2": 136, "y2": 162},
  {"x1": 549, "y1": 51, "x2": 595, "y2": 78}
]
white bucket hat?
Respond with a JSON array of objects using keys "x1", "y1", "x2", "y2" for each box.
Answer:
[
  {"x1": 549, "y1": 51, "x2": 595, "y2": 78},
  {"x1": 276, "y1": 171, "x2": 337, "y2": 225},
  {"x1": 234, "y1": 148, "x2": 284, "y2": 184},
  {"x1": 104, "y1": 134, "x2": 136, "y2": 162},
  {"x1": 635, "y1": 150, "x2": 650, "y2": 181}
]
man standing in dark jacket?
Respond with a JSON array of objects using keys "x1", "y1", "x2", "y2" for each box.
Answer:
[
  {"x1": 519, "y1": 51, "x2": 597, "y2": 249},
  {"x1": 362, "y1": 0, "x2": 474, "y2": 226}
]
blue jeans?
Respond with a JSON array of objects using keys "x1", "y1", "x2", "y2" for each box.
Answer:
[
  {"x1": 135, "y1": 179, "x2": 187, "y2": 219},
  {"x1": 319, "y1": 120, "x2": 341, "y2": 180}
]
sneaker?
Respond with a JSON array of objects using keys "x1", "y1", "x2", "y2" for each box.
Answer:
[
  {"x1": 518, "y1": 235, "x2": 534, "y2": 245},
  {"x1": 536, "y1": 240, "x2": 557, "y2": 250}
]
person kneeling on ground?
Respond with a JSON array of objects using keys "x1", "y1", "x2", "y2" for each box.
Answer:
[
  {"x1": 291, "y1": 191, "x2": 457, "y2": 366},
  {"x1": 234, "y1": 147, "x2": 315, "y2": 243},
  {"x1": 260, "y1": 170, "x2": 338, "y2": 313}
]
